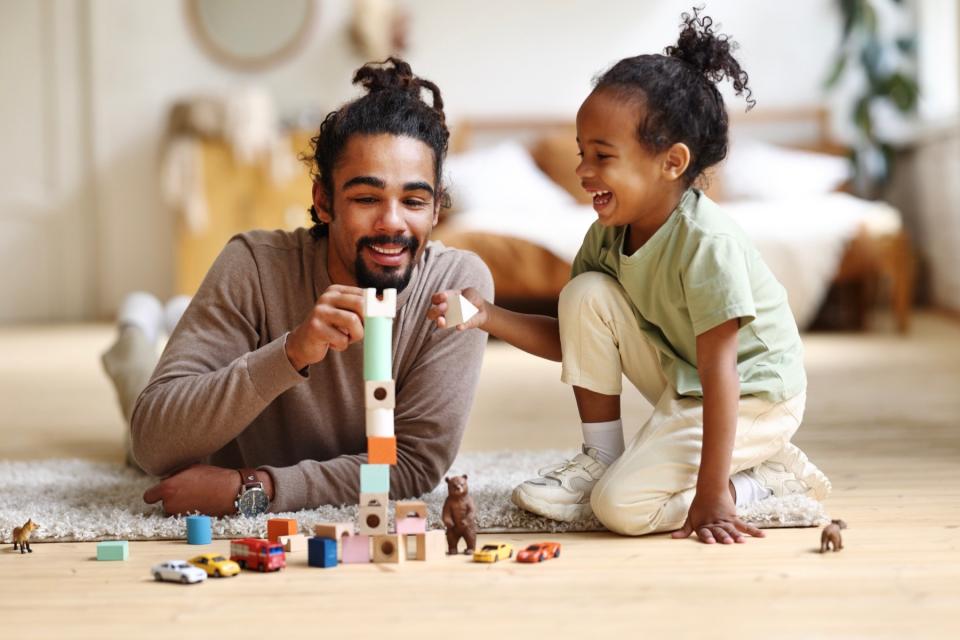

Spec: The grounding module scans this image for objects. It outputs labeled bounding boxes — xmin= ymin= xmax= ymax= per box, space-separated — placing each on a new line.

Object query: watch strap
xmin=238 ymin=467 xmax=260 ymax=490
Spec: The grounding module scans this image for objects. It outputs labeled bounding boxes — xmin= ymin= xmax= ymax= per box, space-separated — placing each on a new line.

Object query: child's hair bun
xmin=353 ymin=57 xmax=446 ymax=117
xmin=666 ymin=7 xmax=754 ymax=109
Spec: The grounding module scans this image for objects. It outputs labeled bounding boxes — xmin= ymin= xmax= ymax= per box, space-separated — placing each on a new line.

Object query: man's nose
xmin=374 ymin=201 xmax=406 ymax=234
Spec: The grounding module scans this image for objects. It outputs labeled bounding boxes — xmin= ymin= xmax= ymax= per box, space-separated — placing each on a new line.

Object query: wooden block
xmin=372 ymin=534 xmax=405 ymax=564
xmin=365 ymin=379 xmax=396 ymax=410
xmin=363 ymin=317 xmax=393 ymax=381
xmin=360 ymin=464 xmax=390 ymax=494
xmin=395 ymin=501 xmax=427 ymax=520
xmin=395 ymin=500 xmax=428 ymax=535
xmin=312 ymin=522 xmax=354 ymax=560
xmin=366 ymin=408 xmax=395 ymax=437
xmin=308 ymin=536 xmax=338 ymax=568
xmin=363 ymin=288 xmax=397 ymax=318
xmin=266 ymin=518 xmax=297 ymax=542
xmin=342 ymin=534 xmax=371 ymax=564
xmin=368 ymin=436 xmax=397 ymax=464
xmin=444 ymin=293 xmax=479 ymax=326
xmin=359 ymin=493 xmax=389 ymax=536
xmin=96 ymin=540 xmax=129 ymax=561
xmin=414 ymin=530 xmax=447 ymax=562
xmin=186 ymin=514 xmax=212 ymax=545
xmin=278 ymin=534 xmax=308 ymax=553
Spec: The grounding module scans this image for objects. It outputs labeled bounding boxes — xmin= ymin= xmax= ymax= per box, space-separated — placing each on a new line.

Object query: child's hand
xmin=427 ymin=287 xmax=487 ymax=331
xmin=671 ymin=490 xmax=764 ymax=544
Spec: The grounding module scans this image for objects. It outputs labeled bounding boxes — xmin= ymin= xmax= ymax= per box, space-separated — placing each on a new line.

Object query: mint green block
xmin=97 ymin=540 xmax=129 ymax=561
xmin=363 ymin=316 xmax=393 ymax=381
xmin=360 ymin=464 xmax=390 ymax=494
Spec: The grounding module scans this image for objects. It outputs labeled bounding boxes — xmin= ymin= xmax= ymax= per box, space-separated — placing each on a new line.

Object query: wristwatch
xmin=234 ymin=468 xmax=270 ymax=517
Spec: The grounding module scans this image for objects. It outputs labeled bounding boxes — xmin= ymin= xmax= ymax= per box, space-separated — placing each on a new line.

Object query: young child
xmin=429 ymin=9 xmax=830 ymax=543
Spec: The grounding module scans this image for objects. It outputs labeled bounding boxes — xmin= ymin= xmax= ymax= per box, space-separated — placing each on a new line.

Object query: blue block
xmin=308 ymin=536 xmax=338 ymax=568
xmin=97 ymin=540 xmax=129 ymax=561
xmin=186 ymin=515 xmax=212 ymax=545
xmin=360 ymin=464 xmax=390 ymax=494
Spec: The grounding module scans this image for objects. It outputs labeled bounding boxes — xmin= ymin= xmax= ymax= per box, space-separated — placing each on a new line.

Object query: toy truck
xmin=229 ymin=538 xmax=286 ymax=572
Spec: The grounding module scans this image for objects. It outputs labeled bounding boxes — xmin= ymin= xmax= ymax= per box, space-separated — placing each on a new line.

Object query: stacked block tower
xmin=360 ymin=287 xmax=398 ymax=541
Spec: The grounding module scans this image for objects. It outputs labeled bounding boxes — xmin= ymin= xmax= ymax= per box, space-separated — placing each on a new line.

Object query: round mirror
xmin=186 ymin=0 xmax=314 ymax=71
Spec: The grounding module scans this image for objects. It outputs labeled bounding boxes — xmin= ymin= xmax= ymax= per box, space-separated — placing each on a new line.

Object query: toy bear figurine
xmin=820 ymin=519 xmax=847 ymax=553
xmin=442 ymin=475 xmax=477 ymax=555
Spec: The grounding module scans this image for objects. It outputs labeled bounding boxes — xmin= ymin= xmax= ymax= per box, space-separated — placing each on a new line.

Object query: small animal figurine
xmin=820 ymin=519 xmax=847 ymax=553
xmin=12 ymin=519 xmax=38 ymax=554
xmin=442 ymin=475 xmax=477 ymax=555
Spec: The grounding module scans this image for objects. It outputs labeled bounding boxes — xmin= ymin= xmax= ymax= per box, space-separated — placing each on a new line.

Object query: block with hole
xmin=359 ymin=492 xmax=389 ymax=536
xmin=362 ymin=288 xmax=397 ymax=318
xmin=365 ymin=379 xmax=396 ymax=410
xmin=372 ymin=534 xmax=405 ymax=564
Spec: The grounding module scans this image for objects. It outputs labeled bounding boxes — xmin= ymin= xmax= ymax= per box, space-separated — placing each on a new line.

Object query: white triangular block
xmin=445 ymin=294 xmax=479 ymax=326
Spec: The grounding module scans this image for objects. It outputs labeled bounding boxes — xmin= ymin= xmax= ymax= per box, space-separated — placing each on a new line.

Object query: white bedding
xmin=441 ymin=192 xmax=901 ymax=330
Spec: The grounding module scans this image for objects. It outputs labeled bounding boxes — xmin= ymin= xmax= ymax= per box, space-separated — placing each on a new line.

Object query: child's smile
xmin=575 ymin=89 xmax=688 ymax=249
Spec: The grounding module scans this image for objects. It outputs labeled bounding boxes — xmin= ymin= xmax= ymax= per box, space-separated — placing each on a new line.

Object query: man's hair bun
xmin=353 ymin=57 xmax=445 ymax=117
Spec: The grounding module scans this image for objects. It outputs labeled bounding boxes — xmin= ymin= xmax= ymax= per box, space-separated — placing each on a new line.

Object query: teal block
xmin=97 ymin=540 xmax=129 ymax=561
xmin=186 ymin=514 xmax=212 ymax=544
xmin=360 ymin=464 xmax=390 ymax=494
xmin=363 ymin=316 xmax=393 ymax=381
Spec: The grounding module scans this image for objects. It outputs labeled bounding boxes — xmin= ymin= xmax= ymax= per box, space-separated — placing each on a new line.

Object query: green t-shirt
xmin=571 ymin=188 xmax=806 ymax=402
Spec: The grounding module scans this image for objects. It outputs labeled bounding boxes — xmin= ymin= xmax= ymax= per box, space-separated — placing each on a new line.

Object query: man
xmin=119 ymin=59 xmax=492 ymax=516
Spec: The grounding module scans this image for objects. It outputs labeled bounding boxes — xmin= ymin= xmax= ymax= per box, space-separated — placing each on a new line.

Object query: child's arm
xmin=427 ymin=288 xmax=562 ymax=362
xmin=672 ymin=318 xmax=765 ymax=544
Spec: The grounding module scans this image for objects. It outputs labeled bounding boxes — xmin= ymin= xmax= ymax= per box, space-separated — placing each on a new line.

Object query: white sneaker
xmin=511 ymin=446 xmax=608 ymax=522
xmin=749 ymin=442 xmax=832 ymax=500
xmin=117 ymin=292 xmax=164 ymax=345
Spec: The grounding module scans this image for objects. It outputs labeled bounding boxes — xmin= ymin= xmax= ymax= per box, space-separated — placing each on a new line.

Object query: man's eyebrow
xmin=403 ymin=181 xmax=434 ymax=196
xmin=342 ymin=176 xmax=386 ymax=190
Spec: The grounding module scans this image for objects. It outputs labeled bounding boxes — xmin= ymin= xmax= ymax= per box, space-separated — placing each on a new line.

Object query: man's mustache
xmin=356 ymin=235 xmax=420 ymax=254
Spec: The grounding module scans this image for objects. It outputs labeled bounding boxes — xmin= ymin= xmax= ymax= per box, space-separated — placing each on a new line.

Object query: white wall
xmin=7 ymin=0 xmax=951 ymax=320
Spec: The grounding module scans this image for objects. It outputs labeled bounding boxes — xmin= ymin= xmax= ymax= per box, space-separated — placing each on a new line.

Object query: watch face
xmin=238 ymin=488 xmax=268 ymax=517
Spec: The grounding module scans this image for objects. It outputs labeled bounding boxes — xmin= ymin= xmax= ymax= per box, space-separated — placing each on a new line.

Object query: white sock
xmin=117 ymin=292 xmax=164 ymax=345
xmin=581 ymin=419 xmax=624 ymax=466
xmin=731 ymin=470 xmax=773 ymax=507
xmin=163 ymin=295 xmax=192 ymax=336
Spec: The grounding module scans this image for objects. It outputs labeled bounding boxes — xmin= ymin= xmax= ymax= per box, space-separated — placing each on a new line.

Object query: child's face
xmin=575 ymin=90 xmax=686 ymax=229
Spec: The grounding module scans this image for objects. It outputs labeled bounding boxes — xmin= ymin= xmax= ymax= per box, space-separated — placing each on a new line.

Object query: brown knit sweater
xmin=131 ymin=228 xmax=493 ymax=512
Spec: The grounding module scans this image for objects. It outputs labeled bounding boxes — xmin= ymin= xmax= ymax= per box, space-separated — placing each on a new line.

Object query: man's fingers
xmin=431 ymin=291 xmax=449 ymax=305
xmin=143 ymin=483 xmax=164 ymax=504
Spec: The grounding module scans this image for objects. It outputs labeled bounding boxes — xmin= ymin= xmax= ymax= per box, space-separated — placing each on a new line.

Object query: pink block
xmin=395 ymin=518 xmax=427 ymax=535
xmin=342 ymin=534 xmax=371 ymax=564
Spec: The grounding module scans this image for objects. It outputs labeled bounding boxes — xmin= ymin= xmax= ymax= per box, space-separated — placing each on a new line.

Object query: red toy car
xmin=229 ymin=538 xmax=286 ymax=572
xmin=516 ymin=541 xmax=561 ymax=563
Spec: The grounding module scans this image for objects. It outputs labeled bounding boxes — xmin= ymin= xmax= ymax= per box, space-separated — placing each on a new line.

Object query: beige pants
xmin=559 ymin=272 xmax=806 ymax=536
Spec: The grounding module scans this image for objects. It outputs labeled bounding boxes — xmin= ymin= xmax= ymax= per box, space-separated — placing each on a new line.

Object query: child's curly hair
xmin=594 ymin=7 xmax=755 ymax=185
xmin=304 ymin=57 xmax=449 ymax=239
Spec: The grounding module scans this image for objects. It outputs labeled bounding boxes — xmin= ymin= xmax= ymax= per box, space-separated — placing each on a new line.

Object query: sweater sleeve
xmin=130 ymin=237 xmax=307 ymax=476
xmin=262 ymin=253 xmax=495 ymax=511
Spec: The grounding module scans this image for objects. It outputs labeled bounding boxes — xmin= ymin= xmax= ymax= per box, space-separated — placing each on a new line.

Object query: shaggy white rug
xmin=0 ymin=453 xmax=829 ymax=542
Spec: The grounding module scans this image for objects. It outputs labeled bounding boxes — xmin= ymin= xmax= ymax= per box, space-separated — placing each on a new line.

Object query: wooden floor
xmin=2 ymin=314 xmax=959 ymax=638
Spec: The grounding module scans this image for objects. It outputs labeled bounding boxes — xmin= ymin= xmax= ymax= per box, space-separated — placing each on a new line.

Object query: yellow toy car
xmin=473 ymin=543 xmax=514 ymax=563
xmin=189 ymin=553 xmax=241 ymax=577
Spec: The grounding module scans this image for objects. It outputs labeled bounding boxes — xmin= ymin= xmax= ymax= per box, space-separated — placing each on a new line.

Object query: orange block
xmin=267 ymin=518 xmax=298 ymax=542
xmin=368 ymin=437 xmax=397 ymax=464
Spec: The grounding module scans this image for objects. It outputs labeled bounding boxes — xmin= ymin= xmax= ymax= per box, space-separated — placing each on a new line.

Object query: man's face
xmin=315 ymin=134 xmax=440 ymax=292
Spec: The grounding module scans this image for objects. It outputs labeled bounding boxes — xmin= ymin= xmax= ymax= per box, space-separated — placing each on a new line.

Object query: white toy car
xmin=151 ymin=560 xmax=208 ymax=584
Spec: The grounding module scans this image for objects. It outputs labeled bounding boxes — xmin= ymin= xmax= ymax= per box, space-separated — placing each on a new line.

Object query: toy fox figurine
xmin=13 ymin=519 xmax=38 ymax=554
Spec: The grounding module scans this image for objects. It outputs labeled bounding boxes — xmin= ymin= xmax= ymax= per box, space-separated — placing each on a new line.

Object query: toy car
xmin=189 ymin=553 xmax=241 ymax=577
xmin=151 ymin=560 xmax=208 ymax=584
xmin=516 ymin=541 xmax=561 ymax=563
xmin=473 ymin=543 xmax=513 ymax=563
xmin=229 ymin=538 xmax=286 ymax=572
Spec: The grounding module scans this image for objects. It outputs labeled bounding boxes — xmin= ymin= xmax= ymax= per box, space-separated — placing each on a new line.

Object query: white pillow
xmin=444 ymin=141 xmax=576 ymax=211
xmin=720 ymin=139 xmax=852 ymax=201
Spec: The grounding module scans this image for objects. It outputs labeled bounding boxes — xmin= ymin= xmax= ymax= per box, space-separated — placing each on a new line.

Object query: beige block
xmin=312 ymin=522 xmax=355 ymax=560
xmin=372 ymin=534 xmax=405 ymax=564
xmin=414 ymin=530 xmax=447 ymax=562
xmin=279 ymin=534 xmax=308 ymax=553
xmin=359 ymin=493 xmax=389 ymax=536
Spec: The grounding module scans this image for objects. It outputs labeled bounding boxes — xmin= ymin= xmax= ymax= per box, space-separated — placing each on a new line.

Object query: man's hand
xmin=286 ymin=284 xmax=366 ymax=371
xmin=143 ymin=464 xmax=273 ymax=517
xmin=671 ymin=489 xmax=764 ymax=544
xmin=426 ymin=287 xmax=487 ymax=331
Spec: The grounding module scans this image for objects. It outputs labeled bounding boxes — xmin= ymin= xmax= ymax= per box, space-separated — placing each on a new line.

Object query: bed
xmin=434 ymin=108 xmax=915 ymax=332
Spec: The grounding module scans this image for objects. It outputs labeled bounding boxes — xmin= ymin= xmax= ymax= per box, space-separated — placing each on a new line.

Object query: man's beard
xmin=355 ymin=234 xmax=421 ymax=293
